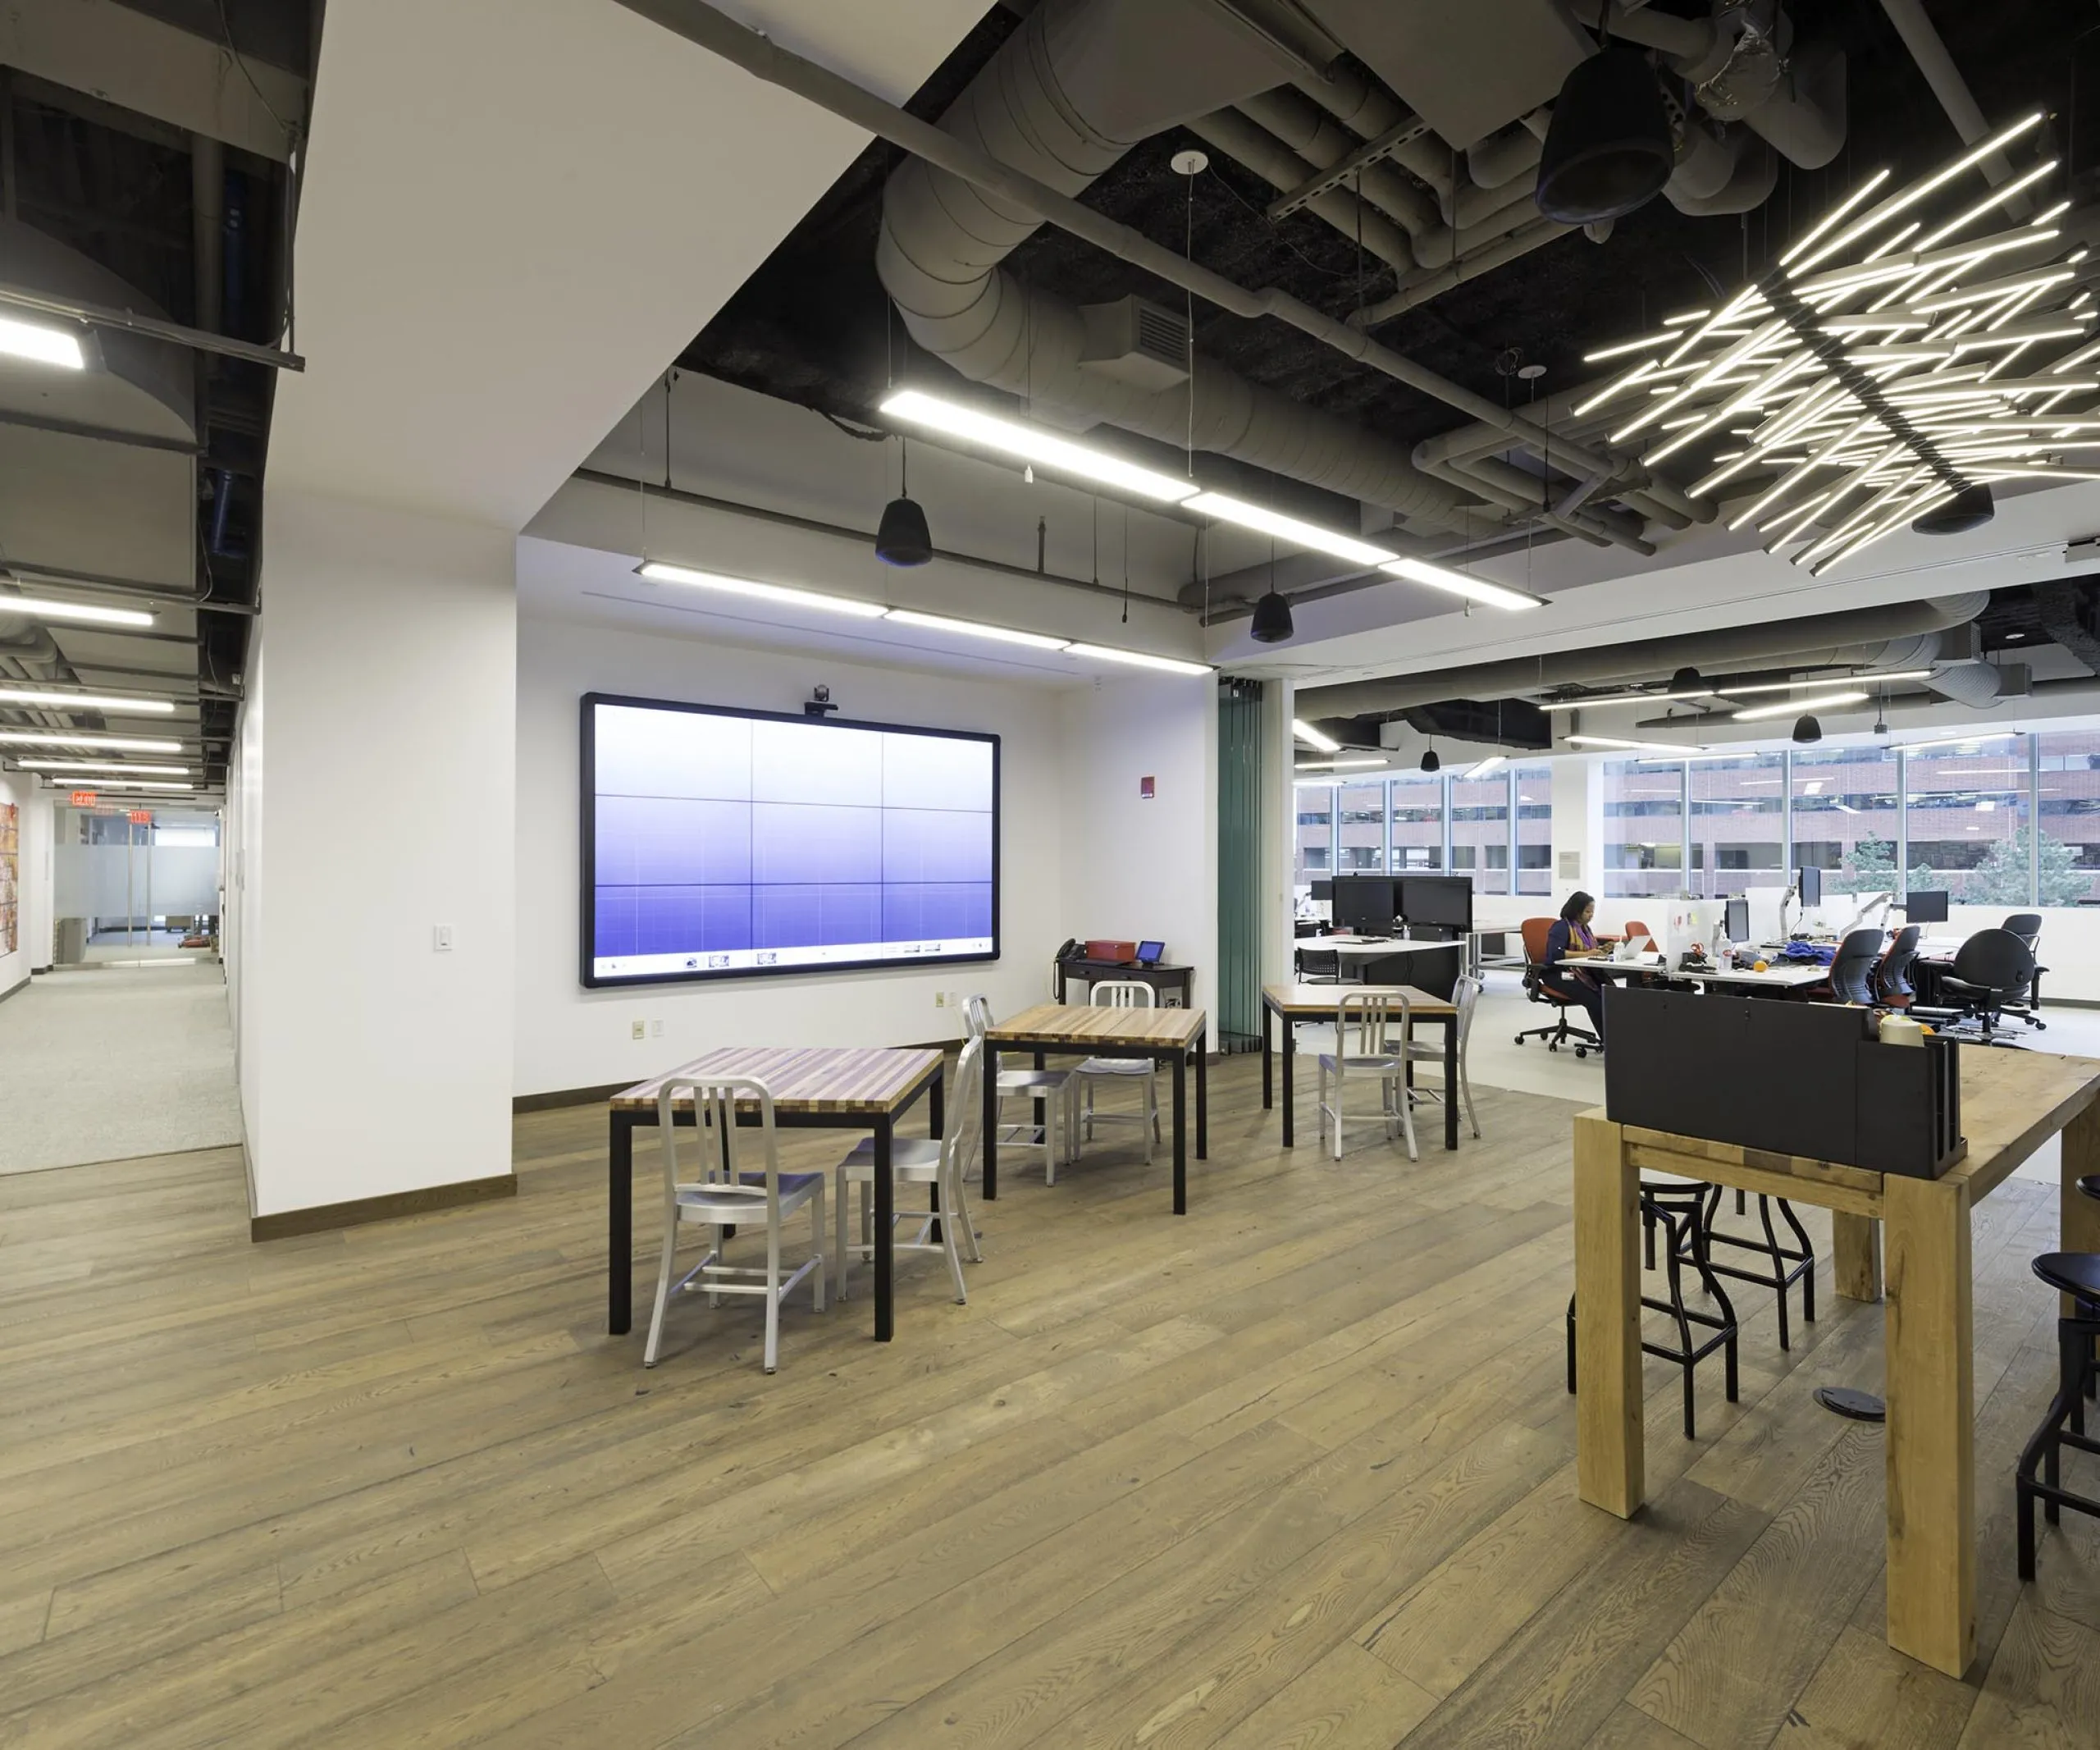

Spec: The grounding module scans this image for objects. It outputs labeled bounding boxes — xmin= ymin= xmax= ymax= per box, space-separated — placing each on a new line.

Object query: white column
xmin=237 ymin=488 xmax=516 ymax=1218
xmin=24 ymin=789 xmax=54 ymax=971
xmin=1552 ymin=752 xmax=1609 ymax=902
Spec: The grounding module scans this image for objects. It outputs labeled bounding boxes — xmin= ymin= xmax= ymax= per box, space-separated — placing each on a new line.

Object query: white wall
xmin=237 ymin=491 xmax=517 ymax=1216
xmin=1060 ymin=674 xmax=1218 ymax=1049
xmin=515 ymin=612 xmax=1068 ymax=1096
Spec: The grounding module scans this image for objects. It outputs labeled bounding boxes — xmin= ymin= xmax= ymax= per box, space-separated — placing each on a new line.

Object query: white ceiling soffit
xmin=267 ymin=0 xmax=987 ymax=532
xmin=1224 ymin=476 xmax=2100 ymax=686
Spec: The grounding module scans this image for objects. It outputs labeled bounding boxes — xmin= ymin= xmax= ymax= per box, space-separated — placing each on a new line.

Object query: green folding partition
xmin=1217 ymin=678 xmax=1264 ymax=1053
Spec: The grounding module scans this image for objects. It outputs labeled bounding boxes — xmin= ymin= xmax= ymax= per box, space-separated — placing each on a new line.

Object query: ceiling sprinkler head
xmin=1170 ymin=149 xmax=1208 ymax=177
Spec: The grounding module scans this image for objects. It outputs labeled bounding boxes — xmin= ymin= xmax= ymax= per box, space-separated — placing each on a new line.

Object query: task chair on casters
xmin=1069 ymin=980 xmax=1162 ymax=1174
xmin=1806 ymin=928 xmax=1886 ymax=1004
xmin=1911 ymin=928 xmax=2038 ymax=1044
xmin=833 ymin=1035 xmax=983 ymax=1305
xmin=1876 ymin=925 xmax=1921 ymax=1008
xmin=1317 ymin=989 xmax=1418 ymax=1162
xmin=645 ymin=1076 xmax=826 ymax=1376
xmin=1515 ymin=916 xmax=1600 ymax=1058
xmin=2001 ymin=912 xmax=2049 ymax=1030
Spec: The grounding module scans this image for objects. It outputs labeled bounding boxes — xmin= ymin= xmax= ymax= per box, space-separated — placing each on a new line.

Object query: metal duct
xmin=1182 ymin=109 xmax=1417 ymax=272
xmin=1927 ymin=660 xmax=2029 ymax=707
xmin=1295 ymin=592 xmax=1988 ymax=720
xmin=2034 ymin=582 xmax=2100 ymax=676
xmin=877 ymin=0 xmax=1477 ymax=531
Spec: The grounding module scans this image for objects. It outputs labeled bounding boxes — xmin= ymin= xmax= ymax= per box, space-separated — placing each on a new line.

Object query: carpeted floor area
xmin=0 ymin=962 xmax=243 ymax=1176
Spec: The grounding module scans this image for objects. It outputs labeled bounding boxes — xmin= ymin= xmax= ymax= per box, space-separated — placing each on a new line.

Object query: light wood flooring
xmin=2 ymin=1058 xmax=2097 ymax=1748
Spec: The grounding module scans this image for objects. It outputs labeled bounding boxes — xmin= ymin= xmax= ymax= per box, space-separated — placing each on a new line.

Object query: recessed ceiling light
xmin=1292 ymin=719 xmax=1340 ymax=753
xmin=0 ymin=730 xmax=183 ymax=752
xmin=880 ymin=608 xmax=1070 ymax=650
xmin=0 ymin=687 xmax=177 ymax=715
xmin=0 ymin=314 xmax=86 ymax=369
xmin=1382 ymin=558 xmax=1546 ymax=610
xmin=879 ymin=390 xmax=1198 ymax=505
xmin=0 ymin=595 xmax=156 ymax=628
xmin=1063 ymin=643 xmax=1212 ymax=676
xmin=1185 ymin=493 xmax=1399 ymax=567
xmin=636 ymin=561 xmax=887 ymax=619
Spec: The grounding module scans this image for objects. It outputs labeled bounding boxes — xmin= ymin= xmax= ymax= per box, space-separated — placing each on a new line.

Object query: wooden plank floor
xmin=2 ymin=1057 xmax=2097 ymax=1748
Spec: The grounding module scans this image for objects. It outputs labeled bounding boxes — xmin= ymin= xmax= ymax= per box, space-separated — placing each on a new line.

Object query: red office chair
xmin=1515 ymin=916 xmax=1600 ymax=1058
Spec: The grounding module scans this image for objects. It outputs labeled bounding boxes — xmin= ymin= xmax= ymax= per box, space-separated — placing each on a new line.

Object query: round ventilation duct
xmin=1536 ymin=48 xmax=1675 ymax=224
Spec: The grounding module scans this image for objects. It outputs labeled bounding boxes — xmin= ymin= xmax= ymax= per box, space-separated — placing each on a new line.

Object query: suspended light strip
xmin=879 ymin=609 xmax=1070 ymax=651
xmin=1465 ymin=755 xmax=1508 ymax=779
xmin=1381 ymin=558 xmax=1545 ymax=610
xmin=1292 ymin=719 xmax=1340 ymax=752
xmin=62 ymin=779 xmax=193 ymax=792
xmin=1564 ymin=735 xmax=1709 ymax=752
xmin=1063 ymin=643 xmax=1212 ymax=676
xmin=1295 ymin=756 xmax=1386 ymax=770
xmin=0 ymin=595 xmax=156 ymax=628
xmin=636 ymin=562 xmax=888 ymax=618
xmin=1730 ymin=689 xmax=1870 ymax=721
xmin=0 ymin=730 xmax=183 ymax=752
xmin=1183 ymin=493 xmax=1397 ymax=566
xmin=12 ymin=759 xmax=189 ymax=774
xmin=0 ymin=686 xmax=178 ymax=715
xmin=0 ymin=314 xmax=86 ymax=369
xmin=1779 ymin=167 xmax=1894 ymax=267
xmin=878 ymin=390 xmax=1198 ymax=504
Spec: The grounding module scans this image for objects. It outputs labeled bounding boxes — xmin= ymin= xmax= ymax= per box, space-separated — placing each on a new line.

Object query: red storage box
xmin=1084 ymin=939 xmax=1139 ymax=964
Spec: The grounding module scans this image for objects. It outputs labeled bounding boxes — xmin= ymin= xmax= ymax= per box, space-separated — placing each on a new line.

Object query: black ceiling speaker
xmin=1536 ymin=47 xmax=1675 ymax=225
xmin=1669 ymin=666 xmax=1703 ymax=692
xmin=1421 ymin=747 xmax=1441 ymax=773
xmin=876 ymin=440 xmax=933 ymax=566
xmin=1792 ymin=715 xmax=1822 ymax=745
xmin=1249 ymin=587 xmax=1294 ymax=644
xmin=1912 ymin=482 xmax=1994 ymax=537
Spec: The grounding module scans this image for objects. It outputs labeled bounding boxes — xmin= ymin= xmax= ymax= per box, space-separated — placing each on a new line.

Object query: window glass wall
xmin=1449 ymin=772 xmax=1511 ymax=893
xmin=1514 ymin=763 xmax=1553 ymax=893
xmin=1687 ymin=752 xmax=1786 ymax=898
xmin=1293 ymin=782 xmax=1335 ymax=886
xmin=1791 ymin=744 xmax=1900 ymax=895
xmin=1905 ymin=733 xmax=2029 ymax=903
xmin=1602 ymin=761 xmax=1684 ymax=898
xmin=2035 ymin=729 xmax=2100 ymax=905
xmin=1388 ymin=773 xmax=1445 ymax=870
xmin=1335 ymin=782 xmax=1387 ymax=871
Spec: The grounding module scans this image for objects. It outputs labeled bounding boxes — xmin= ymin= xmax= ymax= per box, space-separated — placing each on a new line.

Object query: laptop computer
xmin=1613 ymin=934 xmax=1651 ymax=962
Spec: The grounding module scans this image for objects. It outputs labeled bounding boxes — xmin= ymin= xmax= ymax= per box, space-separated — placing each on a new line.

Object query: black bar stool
xmin=1688 ymin=1190 xmax=1815 ymax=1350
xmin=1568 ymin=1178 xmax=1740 ymax=1439
xmin=2016 ymin=1250 xmax=2100 ymax=1581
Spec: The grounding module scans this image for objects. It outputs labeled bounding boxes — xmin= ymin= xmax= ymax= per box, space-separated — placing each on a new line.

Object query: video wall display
xmin=581 ymin=693 xmax=998 ymax=986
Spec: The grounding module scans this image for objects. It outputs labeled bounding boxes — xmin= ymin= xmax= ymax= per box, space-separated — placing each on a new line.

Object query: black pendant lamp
xmin=875 ymin=439 xmax=933 ymax=567
xmin=1536 ymin=46 xmax=1675 ymax=225
xmin=1913 ymin=482 xmax=1994 ymax=537
xmin=1249 ymin=587 xmax=1294 ymax=644
xmin=1792 ymin=715 xmax=1823 ymax=745
xmin=1421 ymin=747 xmax=1441 ymax=773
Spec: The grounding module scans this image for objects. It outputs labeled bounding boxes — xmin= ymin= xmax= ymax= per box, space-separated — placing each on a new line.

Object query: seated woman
xmin=1543 ymin=889 xmax=1608 ymax=1049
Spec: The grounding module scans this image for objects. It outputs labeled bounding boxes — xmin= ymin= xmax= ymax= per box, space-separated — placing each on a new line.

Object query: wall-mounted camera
xmin=804 ymin=683 xmax=840 ymax=720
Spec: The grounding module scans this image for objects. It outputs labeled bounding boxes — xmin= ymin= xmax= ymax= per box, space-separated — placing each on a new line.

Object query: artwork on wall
xmin=0 ymin=802 xmax=16 ymax=957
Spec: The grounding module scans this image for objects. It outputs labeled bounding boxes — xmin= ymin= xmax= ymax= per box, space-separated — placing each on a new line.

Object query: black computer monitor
xmin=1331 ymin=875 xmax=1397 ymax=933
xmin=1904 ymin=888 xmax=1949 ymax=924
xmin=1399 ymin=875 xmax=1472 ymax=931
xmin=1725 ymin=897 xmax=1750 ymax=942
xmin=1310 ymin=879 xmax=1333 ymax=901
xmin=1796 ymin=866 xmax=1823 ymax=907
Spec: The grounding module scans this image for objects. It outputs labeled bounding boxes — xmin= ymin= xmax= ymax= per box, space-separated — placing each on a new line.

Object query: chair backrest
xmin=656 ymin=1075 xmax=783 ymax=1217
xmin=2002 ymin=912 xmax=2043 ymax=949
xmin=1621 ymin=919 xmax=1652 ymax=945
xmin=1092 ymin=980 xmax=1155 ymax=1009
xmin=964 ymin=994 xmax=993 ymax=1039
xmin=1878 ymin=925 xmax=1920 ymax=1001
xmin=1949 ymin=926 xmax=2037 ymax=998
xmin=1829 ymin=928 xmax=1885 ymax=1004
xmin=1450 ymin=973 xmax=1482 ymax=1049
xmin=1337 ymin=989 xmax=1408 ymax=1054
xmin=944 ymin=1036 xmax=986 ymax=1176
xmin=1296 ymin=948 xmax=1340 ymax=978
xmin=1520 ymin=917 xmax=1555 ymax=966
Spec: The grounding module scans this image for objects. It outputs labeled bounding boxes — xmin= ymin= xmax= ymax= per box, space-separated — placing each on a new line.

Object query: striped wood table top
xmin=987 ymin=1004 xmax=1208 ymax=1050
xmin=610 ymin=1045 xmax=943 ymax=1115
xmin=1262 ymin=983 xmax=1456 ymax=1017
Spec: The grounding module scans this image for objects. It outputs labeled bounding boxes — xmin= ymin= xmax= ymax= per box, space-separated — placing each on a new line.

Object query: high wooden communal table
xmin=606 ymin=1044 xmax=944 ymax=1346
xmin=1573 ymin=1047 xmax=2100 ymax=1678
xmin=981 ymin=1005 xmax=1207 ymax=1211
xmin=1260 ymin=983 xmax=1463 ymax=1152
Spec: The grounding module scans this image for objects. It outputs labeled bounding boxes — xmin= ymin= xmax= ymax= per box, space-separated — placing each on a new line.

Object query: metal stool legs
xmin=1692 ymin=1190 xmax=1816 ymax=1350
xmin=2016 ymin=1305 xmax=2100 ymax=1582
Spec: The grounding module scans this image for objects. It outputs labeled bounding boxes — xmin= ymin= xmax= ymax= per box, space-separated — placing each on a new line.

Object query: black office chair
xmin=1801 ymin=928 xmax=1883 ymax=1004
xmin=1911 ymin=927 xmax=2037 ymax=1042
xmin=1877 ymin=925 xmax=1920 ymax=1008
xmin=1295 ymin=946 xmax=1340 ymax=985
xmin=2001 ymin=912 xmax=2049 ymax=1030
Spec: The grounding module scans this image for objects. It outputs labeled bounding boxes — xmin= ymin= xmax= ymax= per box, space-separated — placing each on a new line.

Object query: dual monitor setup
xmin=1313 ymin=873 xmax=1474 ymax=936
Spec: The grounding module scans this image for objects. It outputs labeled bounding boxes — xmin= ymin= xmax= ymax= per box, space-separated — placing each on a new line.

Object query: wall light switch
xmin=651 ymin=1019 xmax=664 ymax=1038
xmin=934 ymin=991 xmax=946 ymax=1008
xmin=632 ymin=1020 xmax=646 ymax=1040
xmin=433 ymin=924 xmax=454 ymax=953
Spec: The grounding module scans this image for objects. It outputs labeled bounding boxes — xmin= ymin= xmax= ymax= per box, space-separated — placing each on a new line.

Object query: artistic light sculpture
xmin=1576 ymin=114 xmax=2095 ymax=573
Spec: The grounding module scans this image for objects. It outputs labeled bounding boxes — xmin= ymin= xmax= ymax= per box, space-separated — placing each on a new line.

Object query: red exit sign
xmin=70 ymin=790 xmax=96 ymax=806
xmin=129 ymin=810 xmax=153 ymax=825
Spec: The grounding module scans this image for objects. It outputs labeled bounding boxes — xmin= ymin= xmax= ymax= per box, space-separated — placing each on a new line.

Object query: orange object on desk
xmin=1084 ymin=939 xmax=1139 ymax=964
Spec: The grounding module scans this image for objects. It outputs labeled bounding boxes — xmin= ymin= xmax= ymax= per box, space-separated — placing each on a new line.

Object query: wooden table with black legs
xmin=980 ymin=1005 xmax=1208 ymax=1211
xmin=605 ymin=1044 xmax=944 ymax=1346
xmin=1260 ymin=984 xmax=1463 ymax=1151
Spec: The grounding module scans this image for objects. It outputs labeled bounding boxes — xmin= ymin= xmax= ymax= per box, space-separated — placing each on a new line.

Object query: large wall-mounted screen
xmin=581 ymin=693 xmax=999 ymax=987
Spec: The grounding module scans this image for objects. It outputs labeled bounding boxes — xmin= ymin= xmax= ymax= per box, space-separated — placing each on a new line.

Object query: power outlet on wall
xmin=631 ymin=1020 xmax=646 ymax=1040
xmin=933 ymin=991 xmax=947 ymax=1008
xmin=651 ymin=1019 xmax=664 ymax=1038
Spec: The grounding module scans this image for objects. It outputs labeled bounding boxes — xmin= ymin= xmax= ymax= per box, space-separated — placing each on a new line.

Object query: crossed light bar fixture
xmin=1574 ymin=113 xmax=2099 ymax=573
xmin=877 ymin=388 xmax=1545 ymax=613
xmin=0 ymin=686 xmax=177 ymax=715
xmin=0 ymin=594 xmax=156 ymax=628
xmin=637 ymin=561 xmax=1212 ymax=674
xmin=0 ymin=730 xmax=184 ymax=752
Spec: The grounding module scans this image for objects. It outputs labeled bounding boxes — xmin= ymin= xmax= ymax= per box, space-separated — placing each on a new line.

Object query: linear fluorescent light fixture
xmin=0 ymin=594 xmax=155 ymax=628
xmin=1185 ymin=493 xmax=1398 ymax=566
xmin=880 ymin=608 xmax=1070 ymax=651
xmin=1063 ymin=642 xmax=1212 ymax=676
xmin=1381 ymin=558 xmax=1546 ymax=610
xmin=0 ymin=730 xmax=183 ymax=752
xmin=1564 ymin=735 xmax=1709 ymax=753
xmin=0 ymin=686 xmax=176 ymax=715
xmin=636 ymin=561 xmax=887 ymax=619
xmin=1295 ymin=756 xmax=1387 ymax=770
xmin=0 ymin=314 xmax=85 ymax=369
xmin=1731 ymin=689 xmax=1869 ymax=721
xmin=1467 ymin=755 xmax=1509 ymax=779
xmin=1899 ymin=733 xmax=2019 ymax=754
xmin=1540 ymin=686 xmax=1717 ymax=711
xmin=13 ymin=759 xmax=189 ymax=774
xmin=1292 ymin=719 xmax=1340 ymax=753
xmin=66 ymin=779 xmax=192 ymax=792
xmin=879 ymin=390 xmax=1198 ymax=505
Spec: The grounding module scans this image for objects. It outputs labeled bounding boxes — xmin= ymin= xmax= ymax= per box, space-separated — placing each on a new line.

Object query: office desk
xmin=981 ymin=1005 xmax=1207 ymax=1212
xmin=1573 ymin=1047 xmax=2100 ymax=1677
xmin=1582 ymin=956 xmax=1829 ymax=993
xmin=1260 ymin=983 xmax=1461 ymax=1151
xmin=1313 ymin=936 xmax=1465 ymax=998
xmin=1052 ymin=958 xmax=1194 ymax=1007
xmin=606 ymin=1044 xmax=944 ymax=1346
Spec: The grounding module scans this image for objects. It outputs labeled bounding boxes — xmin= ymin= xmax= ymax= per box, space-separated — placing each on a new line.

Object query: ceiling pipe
xmin=1876 ymin=0 xmax=2034 ymax=219
xmin=1295 ymin=592 xmax=1988 ymax=720
xmin=613 ymin=0 xmax=1704 ymax=547
xmin=1184 ymin=108 xmax=1418 ymax=272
